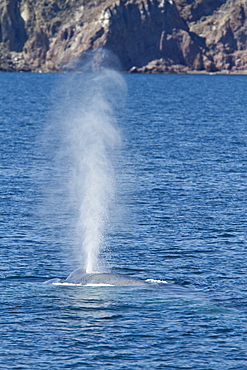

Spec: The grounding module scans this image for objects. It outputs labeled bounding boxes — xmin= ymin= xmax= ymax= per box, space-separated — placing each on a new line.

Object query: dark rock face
xmin=0 ymin=0 xmax=27 ymax=52
xmin=102 ymin=0 xmax=193 ymax=70
xmin=42 ymin=0 xmax=208 ymax=73
xmin=0 ymin=0 xmax=246 ymax=73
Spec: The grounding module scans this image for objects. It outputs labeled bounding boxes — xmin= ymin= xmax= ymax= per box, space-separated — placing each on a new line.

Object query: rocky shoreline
xmin=0 ymin=0 xmax=247 ymax=73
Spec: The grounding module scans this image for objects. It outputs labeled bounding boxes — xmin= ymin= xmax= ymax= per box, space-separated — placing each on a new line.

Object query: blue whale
xmin=44 ymin=268 xmax=147 ymax=286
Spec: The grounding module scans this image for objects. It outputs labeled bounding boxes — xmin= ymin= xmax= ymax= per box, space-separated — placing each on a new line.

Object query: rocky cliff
xmin=0 ymin=0 xmax=246 ymax=73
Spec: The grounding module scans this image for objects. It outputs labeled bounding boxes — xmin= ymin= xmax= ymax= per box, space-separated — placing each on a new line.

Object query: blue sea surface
xmin=1 ymin=72 xmax=247 ymax=369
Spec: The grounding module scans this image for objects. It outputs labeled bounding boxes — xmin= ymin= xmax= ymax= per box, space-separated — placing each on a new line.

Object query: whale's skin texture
xmin=44 ymin=268 xmax=147 ymax=286
xmin=66 ymin=268 xmax=147 ymax=286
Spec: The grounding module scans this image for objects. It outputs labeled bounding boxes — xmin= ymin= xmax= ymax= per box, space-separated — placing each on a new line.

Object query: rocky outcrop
xmin=45 ymin=0 xmax=207 ymax=72
xmin=0 ymin=0 xmax=247 ymax=73
xmin=186 ymin=0 xmax=247 ymax=72
xmin=175 ymin=0 xmax=227 ymax=22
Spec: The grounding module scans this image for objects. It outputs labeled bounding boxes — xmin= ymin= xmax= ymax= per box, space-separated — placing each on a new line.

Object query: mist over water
xmin=49 ymin=66 xmax=126 ymax=273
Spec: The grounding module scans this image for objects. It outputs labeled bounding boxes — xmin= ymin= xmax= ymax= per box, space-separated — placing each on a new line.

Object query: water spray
xmin=58 ymin=59 xmax=125 ymax=273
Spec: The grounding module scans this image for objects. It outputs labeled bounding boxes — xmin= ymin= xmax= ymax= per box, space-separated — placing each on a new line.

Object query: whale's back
xmin=65 ymin=269 xmax=146 ymax=286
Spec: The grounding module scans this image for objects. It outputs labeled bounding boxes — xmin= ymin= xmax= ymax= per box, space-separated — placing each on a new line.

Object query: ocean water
xmin=1 ymin=72 xmax=247 ymax=369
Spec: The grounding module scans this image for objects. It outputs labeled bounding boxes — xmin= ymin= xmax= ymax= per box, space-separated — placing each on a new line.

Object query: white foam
xmin=52 ymin=282 xmax=76 ymax=286
xmin=146 ymin=279 xmax=168 ymax=284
